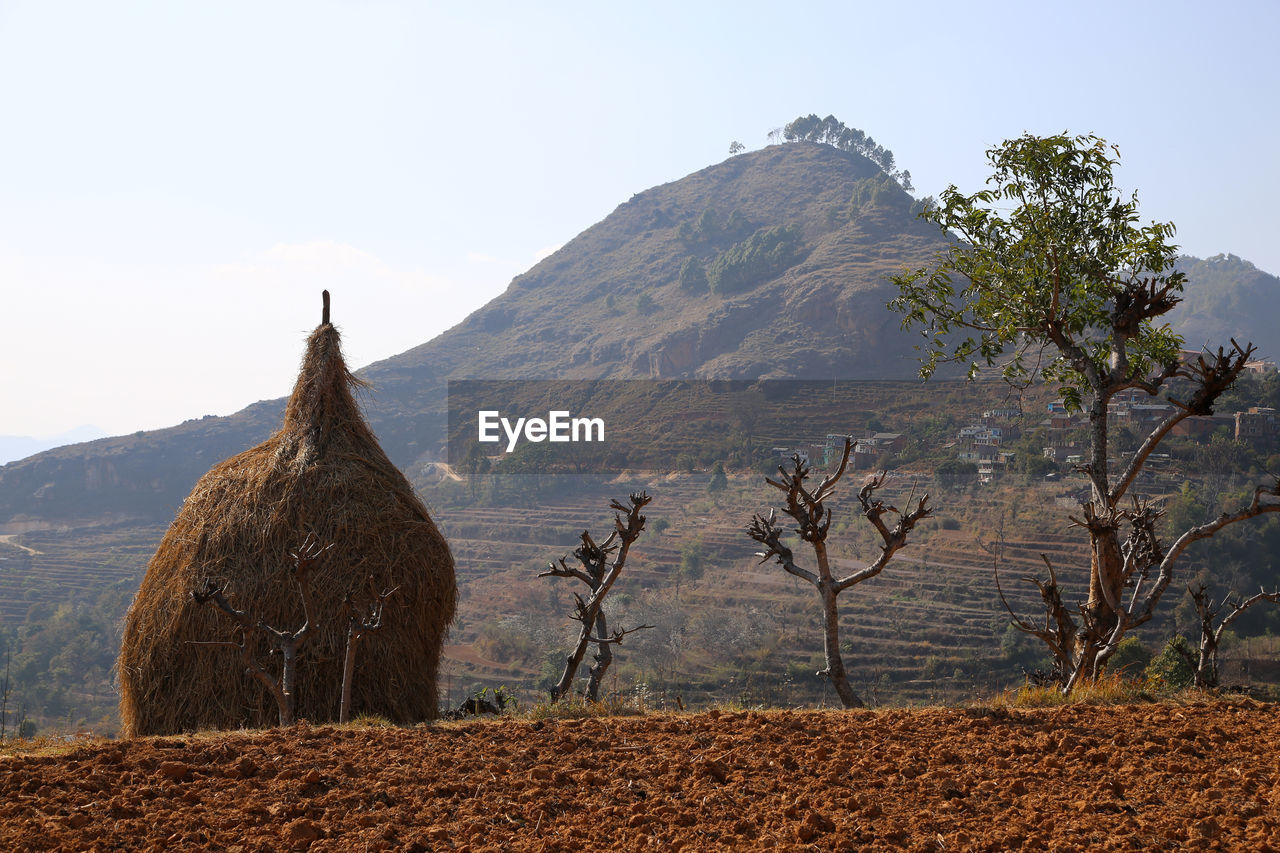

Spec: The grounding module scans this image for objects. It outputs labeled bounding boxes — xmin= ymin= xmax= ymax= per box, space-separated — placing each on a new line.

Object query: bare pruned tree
xmin=338 ymin=583 xmax=396 ymax=723
xmin=541 ymin=492 xmax=653 ymax=702
xmin=1176 ymin=584 xmax=1280 ymax=689
xmin=192 ymin=535 xmax=331 ymax=726
xmin=748 ymin=437 xmax=930 ymax=707
xmin=999 ymin=477 xmax=1280 ymax=693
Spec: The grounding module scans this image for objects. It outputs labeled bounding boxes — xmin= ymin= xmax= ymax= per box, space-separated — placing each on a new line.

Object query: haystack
xmin=118 ymin=294 xmax=456 ymax=736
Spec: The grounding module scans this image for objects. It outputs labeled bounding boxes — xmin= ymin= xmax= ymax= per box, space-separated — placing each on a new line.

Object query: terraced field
xmin=2 ymin=464 xmax=1269 ymax=733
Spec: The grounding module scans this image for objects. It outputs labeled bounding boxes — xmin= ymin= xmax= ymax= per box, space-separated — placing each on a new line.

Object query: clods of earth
xmin=2 ymin=701 xmax=1279 ymax=851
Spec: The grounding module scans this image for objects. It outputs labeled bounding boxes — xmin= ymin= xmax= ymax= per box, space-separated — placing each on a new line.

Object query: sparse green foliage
xmin=708 ymin=225 xmax=801 ymax=294
xmin=679 ymin=257 xmax=708 ymax=293
xmin=890 ymin=132 xmax=1184 ymax=402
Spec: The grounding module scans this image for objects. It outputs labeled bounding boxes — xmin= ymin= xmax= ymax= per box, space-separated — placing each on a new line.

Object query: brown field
xmin=2 ymin=700 xmax=1278 ymax=852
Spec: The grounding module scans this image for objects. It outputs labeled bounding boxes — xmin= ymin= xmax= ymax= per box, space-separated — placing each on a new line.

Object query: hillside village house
xmin=852 ymin=432 xmax=905 ymax=469
xmin=1235 ymin=407 xmax=1279 ymax=446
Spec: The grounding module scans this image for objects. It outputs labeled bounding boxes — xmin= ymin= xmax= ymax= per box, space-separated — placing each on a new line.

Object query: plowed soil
xmin=3 ymin=701 xmax=1279 ymax=852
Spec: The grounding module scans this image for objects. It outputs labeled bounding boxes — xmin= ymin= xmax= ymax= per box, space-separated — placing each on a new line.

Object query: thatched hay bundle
xmin=118 ymin=304 xmax=455 ymax=736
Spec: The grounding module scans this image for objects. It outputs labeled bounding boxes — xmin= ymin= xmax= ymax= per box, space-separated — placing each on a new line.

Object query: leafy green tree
xmin=1012 ymin=453 xmax=1057 ymax=482
xmin=891 ymin=133 xmax=1280 ymax=693
xmin=934 ymin=458 xmax=977 ymax=489
xmin=707 ymin=461 xmax=728 ymax=493
xmin=679 ymin=539 xmax=705 ymax=580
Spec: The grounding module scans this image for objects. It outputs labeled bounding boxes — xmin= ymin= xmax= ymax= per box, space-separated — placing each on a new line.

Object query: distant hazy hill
xmin=1 ymin=143 xmax=1276 ymax=525
xmin=1168 ymin=253 xmax=1280 ymax=359
xmin=0 ymin=426 xmax=108 ymax=467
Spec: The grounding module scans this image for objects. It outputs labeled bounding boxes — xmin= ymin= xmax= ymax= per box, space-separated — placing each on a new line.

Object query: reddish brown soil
xmin=3 ymin=701 xmax=1279 ymax=852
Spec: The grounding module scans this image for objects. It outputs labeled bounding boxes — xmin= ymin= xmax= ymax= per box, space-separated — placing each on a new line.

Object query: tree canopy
xmin=890 ymin=133 xmax=1186 ymax=412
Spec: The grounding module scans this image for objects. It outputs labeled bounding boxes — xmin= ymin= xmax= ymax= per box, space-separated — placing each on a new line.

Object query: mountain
xmin=0 ymin=143 xmax=946 ymax=524
xmin=1168 ymin=253 xmax=1280 ymax=359
xmin=2 ymin=143 xmax=1278 ymax=526
xmin=0 ymin=425 xmax=108 ymax=467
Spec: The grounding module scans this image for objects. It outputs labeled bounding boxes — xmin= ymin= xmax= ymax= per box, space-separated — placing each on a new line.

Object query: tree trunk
xmin=339 ymin=623 xmax=359 ymax=723
xmin=814 ymin=535 xmax=863 ymax=709
xmin=1083 ymin=525 xmax=1124 ymax=677
xmin=552 ymin=631 xmax=592 ymax=701
xmin=819 ymin=582 xmax=863 ymax=708
xmin=584 ymin=612 xmax=612 ymax=701
xmin=1196 ymin=635 xmax=1219 ymax=689
xmin=280 ymin=642 xmax=299 ymax=726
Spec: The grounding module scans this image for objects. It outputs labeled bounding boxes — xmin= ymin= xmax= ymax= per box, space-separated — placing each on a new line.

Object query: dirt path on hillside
xmin=2 ymin=701 xmax=1278 ymax=852
xmin=0 ymin=534 xmax=40 ymax=555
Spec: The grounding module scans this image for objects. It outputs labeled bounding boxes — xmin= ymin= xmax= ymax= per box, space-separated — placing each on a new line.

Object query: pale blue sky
xmin=2 ymin=0 xmax=1277 ymax=437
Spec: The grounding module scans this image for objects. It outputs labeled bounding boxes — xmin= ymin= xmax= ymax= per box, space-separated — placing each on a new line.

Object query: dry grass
xmin=987 ymin=673 xmax=1225 ymax=709
xmin=117 ymin=319 xmax=456 ymax=736
xmin=0 ymin=731 xmax=107 ymax=759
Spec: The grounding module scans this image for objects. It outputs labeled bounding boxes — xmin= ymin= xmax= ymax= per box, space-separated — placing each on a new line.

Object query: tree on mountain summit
xmin=783 ymin=114 xmax=913 ymax=191
xmin=890 ymin=132 xmax=1280 ymax=693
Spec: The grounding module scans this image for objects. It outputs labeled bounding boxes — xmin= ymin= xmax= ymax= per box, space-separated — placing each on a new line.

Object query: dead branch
xmin=584 ymin=623 xmax=654 ymax=645
xmin=190 ymin=538 xmax=330 ymax=726
xmin=1187 ymin=583 xmax=1280 ymax=688
xmin=1111 ymin=341 xmax=1254 ymax=505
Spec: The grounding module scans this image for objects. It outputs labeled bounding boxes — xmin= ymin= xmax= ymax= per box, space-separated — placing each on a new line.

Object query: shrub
xmin=707 ymin=461 xmax=728 ymax=493
xmin=1145 ymin=636 xmax=1195 ymax=689
xmin=1107 ymin=636 xmax=1153 ymax=677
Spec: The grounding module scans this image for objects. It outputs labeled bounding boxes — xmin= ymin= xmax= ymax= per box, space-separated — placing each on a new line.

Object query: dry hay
xmin=118 ymin=311 xmax=456 ymax=736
